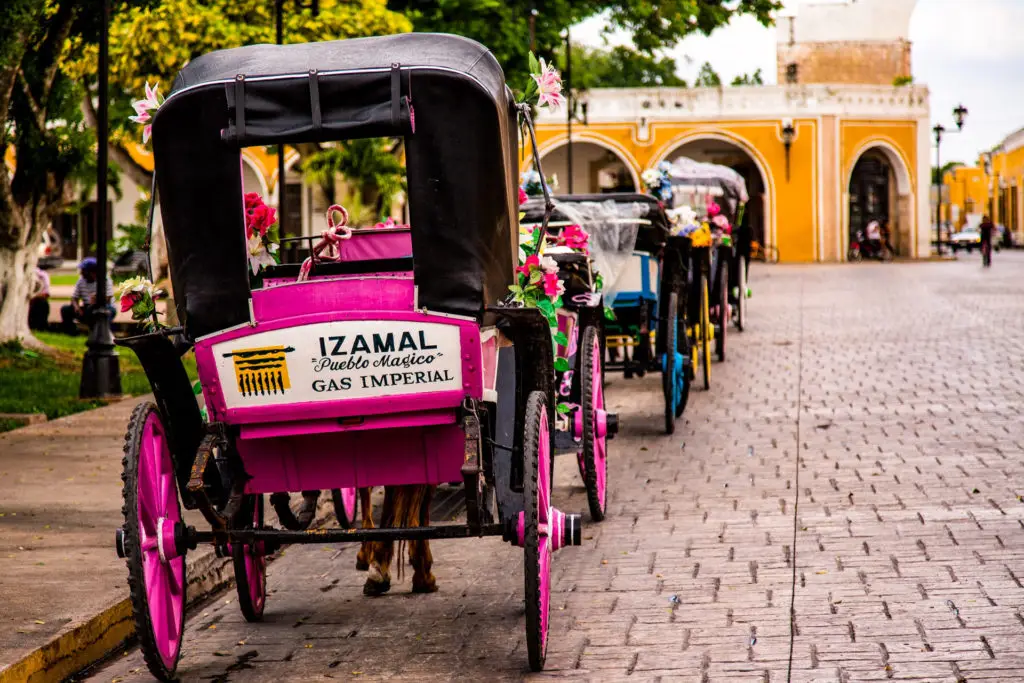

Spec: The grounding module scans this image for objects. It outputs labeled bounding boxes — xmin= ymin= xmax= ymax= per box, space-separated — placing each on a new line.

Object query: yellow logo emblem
xmin=223 ymin=345 xmax=294 ymax=397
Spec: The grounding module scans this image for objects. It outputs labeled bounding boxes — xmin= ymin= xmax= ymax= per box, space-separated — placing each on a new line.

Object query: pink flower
xmin=517 ymin=253 xmax=539 ymax=276
xmin=559 ymin=224 xmax=589 ymax=251
xmin=712 ymin=214 xmax=731 ymax=233
xmin=532 ymin=58 xmax=564 ymax=110
xmin=543 ymin=271 xmax=565 ymax=298
xmin=129 ymin=81 xmax=162 ymax=144
xmin=707 ymin=200 xmax=721 ymax=218
xmin=244 ymin=192 xmax=263 ymax=211
xmin=538 ymin=255 xmax=559 ymax=275
xmin=519 ymin=187 xmax=528 ymax=205
xmin=120 ymin=292 xmax=141 ymax=313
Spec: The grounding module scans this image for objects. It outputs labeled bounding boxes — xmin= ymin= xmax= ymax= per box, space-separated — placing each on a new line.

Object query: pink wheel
xmin=233 ymin=495 xmax=266 ymax=621
xmin=120 ymin=402 xmax=186 ymax=681
xmin=523 ymin=390 xmax=552 ymax=671
xmin=580 ymin=326 xmax=607 ymax=521
xmin=331 ymin=488 xmax=358 ymax=529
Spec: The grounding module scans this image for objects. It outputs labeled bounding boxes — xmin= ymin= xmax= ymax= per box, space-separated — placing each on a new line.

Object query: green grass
xmin=0 ymin=332 xmax=198 ymax=434
xmin=48 ymin=273 xmax=78 ymax=286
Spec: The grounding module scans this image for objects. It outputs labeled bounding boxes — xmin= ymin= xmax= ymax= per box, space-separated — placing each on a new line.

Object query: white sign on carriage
xmin=211 ymin=320 xmax=464 ymax=408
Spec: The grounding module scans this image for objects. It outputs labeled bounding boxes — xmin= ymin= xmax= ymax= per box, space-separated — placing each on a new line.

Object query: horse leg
xmin=355 ymin=487 xmax=374 ymax=571
xmin=363 ymin=487 xmax=396 ymax=596
xmin=411 ymin=486 xmax=437 ymax=594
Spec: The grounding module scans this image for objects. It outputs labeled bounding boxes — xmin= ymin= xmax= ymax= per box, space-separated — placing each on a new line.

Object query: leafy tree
xmin=560 ymin=45 xmax=687 ymax=89
xmin=66 ymin=0 xmax=412 ymax=187
xmin=0 ymin=1 xmax=137 ymax=342
xmin=933 ymin=161 xmax=963 ymax=185
xmin=389 ymin=0 xmax=781 ymax=89
xmin=694 ymin=61 xmax=721 ymax=87
xmin=731 ymin=68 xmax=763 ymax=86
xmin=302 ymin=138 xmax=407 ymax=223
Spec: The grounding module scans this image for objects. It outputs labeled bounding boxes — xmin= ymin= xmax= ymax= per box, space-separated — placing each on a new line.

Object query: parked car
xmin=111 ymin=250 xmax=149 ymax=278
xmin=949 ymin=227 xmax=980 ymax=252
xmin=37 ymin=228 xmax=63 ymax=269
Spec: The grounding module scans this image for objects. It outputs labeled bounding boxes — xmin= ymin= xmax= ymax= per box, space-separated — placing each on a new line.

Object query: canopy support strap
xmin=390 ymin=63 xmax=401 ymax=129
xmin=308 ymin=69 xmax=322 ymax=131
xmin=233 ymin=74 xmax=246 ymax=139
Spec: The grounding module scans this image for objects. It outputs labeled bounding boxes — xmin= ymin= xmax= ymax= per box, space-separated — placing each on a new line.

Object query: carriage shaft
xmin=187 ymin=522 xmax=507 ymax=548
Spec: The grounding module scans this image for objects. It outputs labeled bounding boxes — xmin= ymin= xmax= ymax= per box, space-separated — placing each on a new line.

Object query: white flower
xmin=248 ymin=233 xmax=277 ymax=275
xmin=642 ymin=169 xmax=662 ymax=187
xmin=532 ymin=58 xmax=564 ymax=110
xmin=539 ymin=255 xmax=559 ymax=274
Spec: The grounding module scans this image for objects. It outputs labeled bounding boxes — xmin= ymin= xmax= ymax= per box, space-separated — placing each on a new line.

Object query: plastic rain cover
xmin=667 ymin=157 xmax=748 ymax=218
xmin=552 ymin=200 xmax=649 ymax=299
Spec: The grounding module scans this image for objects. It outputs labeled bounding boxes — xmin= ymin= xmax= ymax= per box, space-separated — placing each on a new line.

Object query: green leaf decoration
xmin=554 ymin=357 xmax=570 ymax=372
xmin=537 ymin=298 xmax=554 ymax=316
xmin=553 ymin=331 xmax=568 ymax=346
xmin=556 ymin=402 xmax=572 ymax=414
xmin=193 ymin=381 xmax=203 ymax=395
xmin=604 ymin=306 xmax=617 ymax=321
xmin=528 ymin=51 xmax=540 ymax=75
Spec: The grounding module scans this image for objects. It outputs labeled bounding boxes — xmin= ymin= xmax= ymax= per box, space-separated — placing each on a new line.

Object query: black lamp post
xmin=781 ymin=120 xmax=795 ymax=182
xmin=276 ymin=0 xmax=286 ymax=230
xmin=80 ymin=0 xmax=121 ymax=399
xmin=934 ymin=103 xmax=968 ymax=255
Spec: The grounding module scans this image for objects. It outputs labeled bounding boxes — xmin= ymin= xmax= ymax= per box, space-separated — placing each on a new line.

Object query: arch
xmin=843 ymin=139 xmax=915 ymax=259
xmin=653 ymin=130 xmax=776 ymax=250
xmin=240 ymin=151 xmax=269 ymax=197
xmin=531 ymin=133 xmax=641 ymax=192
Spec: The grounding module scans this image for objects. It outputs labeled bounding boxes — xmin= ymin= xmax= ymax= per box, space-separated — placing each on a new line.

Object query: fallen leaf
xmin=34 ymin=620 xmax=45 ymax=624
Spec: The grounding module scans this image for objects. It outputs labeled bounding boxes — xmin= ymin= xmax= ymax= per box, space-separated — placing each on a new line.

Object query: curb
xmin=0 ymin=549 xmax=234 ymax=683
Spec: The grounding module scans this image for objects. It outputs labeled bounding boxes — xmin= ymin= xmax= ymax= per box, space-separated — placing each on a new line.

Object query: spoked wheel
xmin=523 ymin=390 xmax=552 ymax=672
xmin=700 ymin=275 xmax=712 ymax=390
xmin=330 ymin=488 xmax=358 ymax=529
xmin=580 ymin=326 xmax=607 ymax=521
xmin=716 ymin=260 xmax=728 ymax=362
xmin=120 ymin=402 xmax=186 ymax=682
xmin=233 ymin=494 xmax=267 ymax=622
xmin=736 ymin=262 xmax=747 ymax=332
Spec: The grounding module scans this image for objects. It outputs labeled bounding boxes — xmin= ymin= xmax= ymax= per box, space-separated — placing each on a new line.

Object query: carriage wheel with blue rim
xmin=233 ymin=494 xmax=267 ymax=622
xmin=700 ymin=275 xmax=712 ymax=390
xmin=661 ymin=292 xmax=685 ymax=434
xmin=523 ymin=390 xmax=552 ymax=671
xmin=120 ymin=402 xmax=186 ymax=682
xmin=580 ymin=326 xmax=607 ymax=521
xmin=331 ymin=488 xmax=359 ymax=529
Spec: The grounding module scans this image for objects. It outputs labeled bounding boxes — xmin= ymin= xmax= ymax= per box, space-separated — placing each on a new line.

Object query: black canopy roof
xmin=520 ymin=193 xmax=671 ymax=254
xmin=152 ymin=33 xmax=519 ymax=338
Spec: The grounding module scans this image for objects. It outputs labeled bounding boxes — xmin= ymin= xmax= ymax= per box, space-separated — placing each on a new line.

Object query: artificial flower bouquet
xmin=117 ymin=276 xmax=164 ymax=330
xmin=244 ymin=192 xmax=281 ymax=277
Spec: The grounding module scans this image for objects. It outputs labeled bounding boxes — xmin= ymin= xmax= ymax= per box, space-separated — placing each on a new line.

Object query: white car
xmin=949 ymin=227 xmax=1000 ymax=253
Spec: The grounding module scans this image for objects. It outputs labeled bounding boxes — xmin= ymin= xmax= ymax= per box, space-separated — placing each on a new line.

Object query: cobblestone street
xmin=87 ymin=256 xmax=1024 ymax=682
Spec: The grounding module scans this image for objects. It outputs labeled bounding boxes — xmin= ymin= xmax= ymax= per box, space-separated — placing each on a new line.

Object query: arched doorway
xmin=538 ymin=140 xmax=637 ymax=194
xmin=661 ymin=138 xmax=770 ymax=251
xmin=846 ymin=144 xmax=912 ymax=259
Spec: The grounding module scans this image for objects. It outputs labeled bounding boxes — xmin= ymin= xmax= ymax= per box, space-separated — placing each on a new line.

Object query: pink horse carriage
xmin=113 ymin=34 xmax=589 ymax=679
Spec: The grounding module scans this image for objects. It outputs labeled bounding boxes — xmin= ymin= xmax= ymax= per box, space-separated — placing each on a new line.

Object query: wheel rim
xmin=590 ymin=333 xmax=607 ymax=510
xmin=537 ymin=407 xmax=552 ymax=652
xmin=242 ymin=497 xmax=266 ymax=615
xmin=137 ymin=413 xmax=185 ymax=670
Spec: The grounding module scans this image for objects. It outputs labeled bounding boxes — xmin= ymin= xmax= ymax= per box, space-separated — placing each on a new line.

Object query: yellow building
xmin=531 ymin=0 xmax=931 ymax=263
xmin=940 ymin=128 xmax=1024 ymax=239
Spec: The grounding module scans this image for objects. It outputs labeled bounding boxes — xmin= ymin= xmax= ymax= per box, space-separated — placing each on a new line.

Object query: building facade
xmin=532 ymin=0 xmax=931 ymax=263
xmin=940 ymin=128 xmax=1024 ymax=239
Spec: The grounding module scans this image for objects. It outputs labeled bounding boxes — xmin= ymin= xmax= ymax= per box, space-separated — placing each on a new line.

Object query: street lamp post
xmin=80 ymin=0 xmax=121 ymax=399
xmin=564 ymin=28 xmax=572 ymax=194
xmin=933 ymin=103 xmax=968 ymax=255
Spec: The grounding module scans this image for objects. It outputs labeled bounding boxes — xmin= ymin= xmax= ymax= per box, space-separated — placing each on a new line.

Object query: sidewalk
xmin=0 ymin=399 xmax=232 ymax=683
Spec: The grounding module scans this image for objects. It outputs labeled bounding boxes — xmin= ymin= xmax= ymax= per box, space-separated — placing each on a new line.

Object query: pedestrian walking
xmin=980 ymin=215 xmax=994 ymax=268
xmin=60 ymin=257 xmax=115 ymax=335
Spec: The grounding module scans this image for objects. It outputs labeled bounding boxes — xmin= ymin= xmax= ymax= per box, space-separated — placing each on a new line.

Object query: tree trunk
xmin=0 ymin=233 xmax=38 ymax=343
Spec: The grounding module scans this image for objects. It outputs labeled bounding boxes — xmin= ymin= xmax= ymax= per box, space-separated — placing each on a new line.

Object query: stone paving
xmin=85 ymin=255 xmax=1024 ymax=682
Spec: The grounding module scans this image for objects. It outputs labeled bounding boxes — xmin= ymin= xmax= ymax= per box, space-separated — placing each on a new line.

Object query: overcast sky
xmin=573 ymin=0 xmax=1024 ymax=166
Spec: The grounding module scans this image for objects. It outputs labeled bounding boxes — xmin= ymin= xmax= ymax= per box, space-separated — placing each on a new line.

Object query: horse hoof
xmin=363 ymin=578 xmax=391 ymax=596
xmin=355 ymin=558 xmax=369 ymax=571
xmin=412 ymin=576 xmax=438 ymax=594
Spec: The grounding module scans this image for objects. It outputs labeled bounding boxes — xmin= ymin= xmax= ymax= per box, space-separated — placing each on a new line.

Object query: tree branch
xmin=81 ymin=90 xmax=153 ymax=188
xmin=35 ymin=1 xmax=77 ymax=122
xmin=17 ymin=70 xmax=46 ymax=132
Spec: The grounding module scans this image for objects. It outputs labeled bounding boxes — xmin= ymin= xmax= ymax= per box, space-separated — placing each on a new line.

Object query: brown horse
xmin=356 ymin=485 xmax=437 ymax=596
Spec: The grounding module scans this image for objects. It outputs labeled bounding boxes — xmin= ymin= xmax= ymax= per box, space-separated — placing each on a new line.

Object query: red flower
xmin=517 ymin=253 xmax=539 ymax=276
xmin=244 ymin=193 xmax=263 ymax=211
xmin=519 ymin=187 xmax=528 ymax=205
xmin=120 ymin=292 xmax=141 ymax=312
